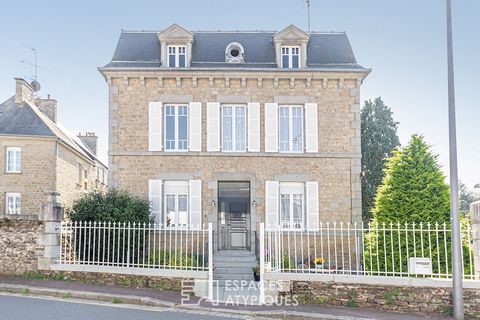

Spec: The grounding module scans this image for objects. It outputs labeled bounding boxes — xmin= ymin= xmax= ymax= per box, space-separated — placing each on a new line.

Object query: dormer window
xmin=281 ymin=46 xmax=300 ymax=68
xmin=225 ymin=42 xmax=244 ymax=63
xmin=157 ymin=24 xmax=194 ymax=68
xmin=168 ymin=46 xmax=186 ymax=68
xmin=273 ymin=25 xmax=310 ymax=69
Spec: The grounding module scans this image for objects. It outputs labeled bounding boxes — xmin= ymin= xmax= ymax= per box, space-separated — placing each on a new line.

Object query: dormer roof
xmin=157 ymin=23 xmax=194 ymax=43
xmin=273 ymin=24 xmax=310 ymax=43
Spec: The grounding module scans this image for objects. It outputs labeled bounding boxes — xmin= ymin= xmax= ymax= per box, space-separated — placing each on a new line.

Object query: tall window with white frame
xmin=279 ymin=182 xmax=304 ymax=229
xmin=168 ymin=46 xmax=186 ymax=68
xmin=279 ymin=105 xmax=303 ymax=152
xmin=5 ymin=147 xmax=21 ymax=173
xmin=221 ymin=105 xmax=246 ymax=152
xmin=5 ymin=192 xmax=21 ymax=215
xmin=164 ymin=181 xmax=189 ymax=228
xmin=281 ymin=46 xmax=300 ymax=68
xmin=165 ymin=105 xmax=188 ymax=151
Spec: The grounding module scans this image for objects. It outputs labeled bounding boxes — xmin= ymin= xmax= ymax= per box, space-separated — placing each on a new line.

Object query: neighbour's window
xmin=279 ymin=182 xmax=304 ymax=229
xmin=6 ymin=193 xmax=21 ymax=215
xmin=6 ymin=147 xmax=21 ymax=173
xmin=279 ymin=106 xmax=303 ymax=152
xmin=221 ymin=105 xmax=246 ymax=152
xmin=168 ymin=46 xmax=186 ymax=67
xmin=164 ymin=181 xmax=189 ymax=228
xmin=281 ymin=46 xmax=300 ymax=68
xmin=165 ymin=105 xmax=188 ymax=151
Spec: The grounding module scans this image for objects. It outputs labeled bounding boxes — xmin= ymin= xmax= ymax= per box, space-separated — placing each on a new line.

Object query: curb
xmin=0 ymin=282 xmax=373 ymax=320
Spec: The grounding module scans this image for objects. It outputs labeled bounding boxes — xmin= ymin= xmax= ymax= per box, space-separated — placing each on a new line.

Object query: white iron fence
xmin=59 ymin=221 xmax=210 ymax=272
xmin=263 ymin=221 xmax=475 ymax=279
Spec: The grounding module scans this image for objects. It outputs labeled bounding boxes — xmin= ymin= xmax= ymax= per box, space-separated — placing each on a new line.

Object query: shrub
xmin=148 ymin=250 xmax=204 ymax=268
xmin=68 ymin=188 xmax=153 ymax=264
xmin=68 ymin=188 xmax=152 ymax=224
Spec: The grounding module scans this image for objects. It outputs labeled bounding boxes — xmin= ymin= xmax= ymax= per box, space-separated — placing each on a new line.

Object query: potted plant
xmin=313 ymin=257 xmax=325 ymax=269
xmin=252 ymin=265 xmax=260 ymax=282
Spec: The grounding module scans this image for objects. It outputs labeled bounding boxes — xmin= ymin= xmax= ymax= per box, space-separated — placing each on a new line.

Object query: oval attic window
xmin=225 ymin=42 xmax=244 ymax=63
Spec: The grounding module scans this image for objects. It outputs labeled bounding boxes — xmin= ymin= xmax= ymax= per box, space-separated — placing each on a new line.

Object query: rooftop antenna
xmin=306 ymin=0 xmax=311 ymax=32
xmin=20 ymin=45 xmax=54 ymax=93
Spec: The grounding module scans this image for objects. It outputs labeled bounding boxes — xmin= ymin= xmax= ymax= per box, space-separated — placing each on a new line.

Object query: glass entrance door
xmin=218 ymin=182 xmax=250 ymax=250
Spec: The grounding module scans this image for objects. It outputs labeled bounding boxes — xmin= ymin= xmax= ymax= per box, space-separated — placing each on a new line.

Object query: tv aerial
xmin=20 ymin=45 xmax=53 ymax=92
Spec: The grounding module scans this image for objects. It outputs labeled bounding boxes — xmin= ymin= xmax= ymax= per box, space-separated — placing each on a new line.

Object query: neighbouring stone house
xmin=0 ymin=78 xmax=108 ymax=219
xmin=99 ymin=24 xmax=369 ymax=252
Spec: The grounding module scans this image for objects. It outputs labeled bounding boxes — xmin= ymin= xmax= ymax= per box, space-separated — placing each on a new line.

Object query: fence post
xmin=470 ymin=201 xmax=480 ymax=279
xmin=208 ymin=222 xmax=213 ymax=301
xmin=259 ymin=222 xmax=265 ymax=305
xmin=38 ymin=191 xmax=64 ymax=270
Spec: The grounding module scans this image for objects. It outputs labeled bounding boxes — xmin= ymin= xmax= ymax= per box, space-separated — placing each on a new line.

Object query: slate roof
xmin=102 ymin=30 xmax=366 ymax=71
xmin=0 ymin=95 xmax=106 ymax=167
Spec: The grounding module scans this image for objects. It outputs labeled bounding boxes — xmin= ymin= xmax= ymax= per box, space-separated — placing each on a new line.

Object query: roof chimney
xmin=34 ymin=96 xmax=57 ymax=123
xmin=15 ymin=78 xmax=34 ymax=104
xmin=77 ymin=132 xmax=98 ymax=156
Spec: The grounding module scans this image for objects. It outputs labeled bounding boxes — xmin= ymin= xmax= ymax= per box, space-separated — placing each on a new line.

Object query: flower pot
xmin=253 ymin=272 xmax=260 ymax=282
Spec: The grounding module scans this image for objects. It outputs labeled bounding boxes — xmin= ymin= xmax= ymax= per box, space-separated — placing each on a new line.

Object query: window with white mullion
xmin=279 ymin=106 xmax=303 ymax=152
xmin=164 ymin=181 xmax=189 ymax=229
xmin=165 ymin=105 xmax=188 ymax=151
xmin=221 ymin=105 xmax=246 ymax=152
xmin=168 ymin=46 xmax=186 ymax=67
xmin=279 ymin=182 xmax=304 ymax=229
xmin=281 ymin=46 xmax=300 ymax=69
xmin=6 ymin=147 xmax=21 ymax=173
xmin=5 ymin=192 xmax=21 ymax=215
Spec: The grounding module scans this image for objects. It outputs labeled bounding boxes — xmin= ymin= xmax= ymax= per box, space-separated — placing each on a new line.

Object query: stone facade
xmin=103 ymin=71 xmax=365 ymax=229
xmin=290 ymin=281 xmax=480 ymax=318
xmin=0 ymin=136 xmax=56 ymax=218
xmin=0 ymin=220 xmax=43 ymax=275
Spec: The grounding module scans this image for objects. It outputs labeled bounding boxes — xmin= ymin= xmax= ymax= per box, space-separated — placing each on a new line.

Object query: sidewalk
xmin=0 ymin=276 xmax=449 ymax=320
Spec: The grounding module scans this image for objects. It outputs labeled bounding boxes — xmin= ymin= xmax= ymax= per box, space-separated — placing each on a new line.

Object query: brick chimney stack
xmin=77 ymin=132 xmax=98 ymax=156
xmin=14 ymin=78 xmax=34 ymax=104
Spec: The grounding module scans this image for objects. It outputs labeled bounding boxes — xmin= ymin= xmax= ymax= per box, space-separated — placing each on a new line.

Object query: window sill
xmin=4 ymin=171 xmax=22 ymax=174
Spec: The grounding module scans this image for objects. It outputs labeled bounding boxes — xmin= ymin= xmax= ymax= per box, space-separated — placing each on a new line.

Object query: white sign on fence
xmin=408 ymin=258 xmax=433 ymax=275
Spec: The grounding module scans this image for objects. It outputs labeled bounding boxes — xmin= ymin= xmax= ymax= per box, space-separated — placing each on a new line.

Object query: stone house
xmin=99 ymin=24 xmax=369 ymax=252
xmin=0 ymin=78 xmax=108 ymax=219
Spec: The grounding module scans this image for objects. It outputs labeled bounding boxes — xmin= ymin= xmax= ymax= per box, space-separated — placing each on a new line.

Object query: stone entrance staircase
xmin=212 ymin=250 xmax=260 ymax=304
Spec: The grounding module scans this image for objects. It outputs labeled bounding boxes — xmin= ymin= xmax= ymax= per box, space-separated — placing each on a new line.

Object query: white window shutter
xmin=148 ymin=102 xmax=163 ymax=151
xmin=264 ymin=103 xmax=278 ymax=152
xmin=306 ymin=181 xmax=319 ymax=231
xmin=206 ymin=102 xmax=220 ymax=151
xmin=247 ymin=102 xmax=260 ymax=152
xmin=265 ymin=181 xmax=279 ymax=230
xmin=189 ymin=180 xmax=202 ymax=230
xmin=189 ymin=102 xmax=202 ymax=151
xmin=149 ymin=179 xmax=162 ymax=225
xmin=304 ymin=103 xmax=318 ymax=153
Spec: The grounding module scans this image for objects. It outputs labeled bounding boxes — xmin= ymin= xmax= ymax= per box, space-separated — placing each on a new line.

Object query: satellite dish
xmin=31 ymin=80 xmax=41 ymax=92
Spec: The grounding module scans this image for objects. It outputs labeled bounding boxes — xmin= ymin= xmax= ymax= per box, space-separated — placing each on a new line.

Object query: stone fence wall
xmin=288 ymin=281 xmax=480 ymax=318
xmin=0 ymin=220 xmax=43 ymax=275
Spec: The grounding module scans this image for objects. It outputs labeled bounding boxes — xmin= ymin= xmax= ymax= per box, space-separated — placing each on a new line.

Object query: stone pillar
xmin=38 ymin=191 xmax=64 ymax=270
xmin=470 ymin=201 xmax=480 ymax=279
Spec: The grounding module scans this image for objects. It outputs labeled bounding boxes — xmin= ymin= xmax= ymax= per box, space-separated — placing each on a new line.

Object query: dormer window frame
xmin=157 ymin=24 xmax=194 ymax=68
xmin=281 ymin=46 xmax=301 ymax=69
xmin=273 ymin=25 xmax=310 ymax=69
xmin=168 ymin=45 xmax=187 ymax=68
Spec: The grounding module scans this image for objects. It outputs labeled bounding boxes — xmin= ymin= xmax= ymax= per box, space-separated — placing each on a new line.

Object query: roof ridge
xmin=120 ymin=29 xmax=346 ymax=34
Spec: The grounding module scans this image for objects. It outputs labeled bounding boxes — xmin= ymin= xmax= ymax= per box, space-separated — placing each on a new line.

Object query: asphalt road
xmin=0 ymin=294 xmax=246 ymax=320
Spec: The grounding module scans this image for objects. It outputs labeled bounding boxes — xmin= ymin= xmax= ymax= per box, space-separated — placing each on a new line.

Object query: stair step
xmin=214 ymin=267 xmax=255 ymax=274
xmin=214 ymin=256 xmax=256 ymax=263
xmin=214 ymin=263 xmax=256 ymax=269
xmin=214 ymin=274 xmax=255 ymax=281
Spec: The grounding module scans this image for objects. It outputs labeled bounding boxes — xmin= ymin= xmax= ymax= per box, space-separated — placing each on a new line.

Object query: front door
xmin=218 ymin=182 xmax=250 ymax=250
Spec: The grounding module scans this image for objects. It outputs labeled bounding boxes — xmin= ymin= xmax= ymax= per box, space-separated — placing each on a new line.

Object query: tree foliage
xmin=372 ymin=134 xmax=450 ymax=224
xmin=361 ymin=97 xmax=400 ymax=223
xmin=69 ymin=188 xmax=152 ymax=223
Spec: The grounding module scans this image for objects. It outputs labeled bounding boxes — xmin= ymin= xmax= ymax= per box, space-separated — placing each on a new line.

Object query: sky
xmin=1 ymin=0 xmax=479 ymax=190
